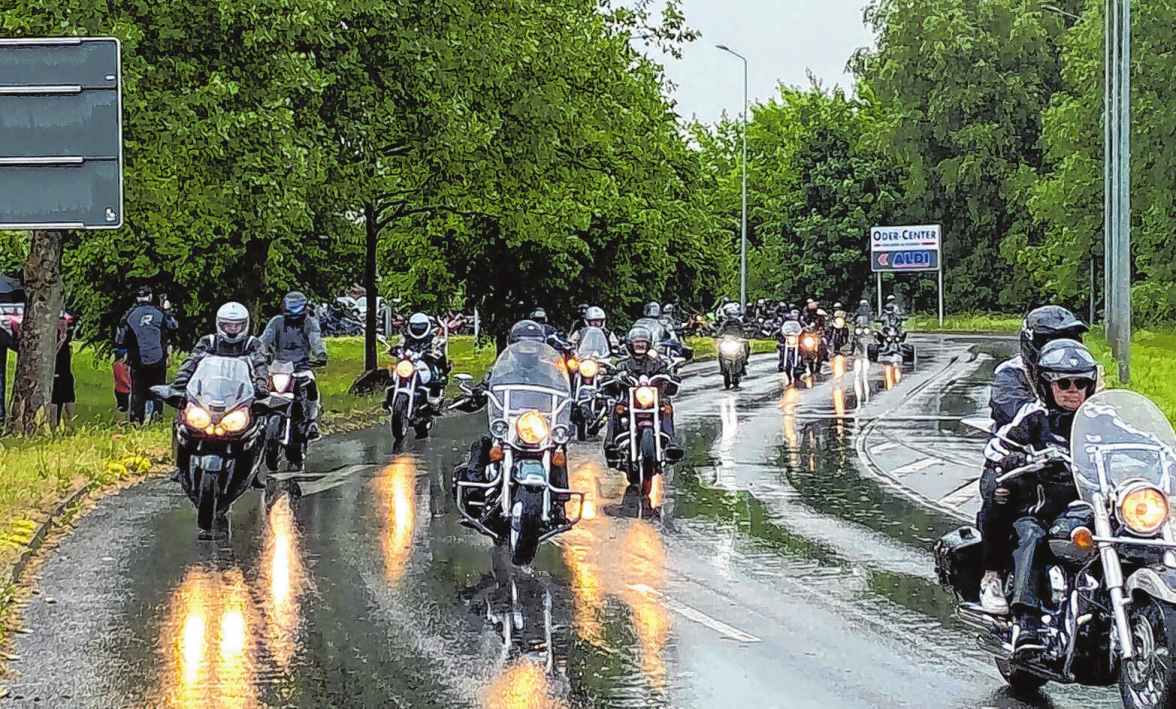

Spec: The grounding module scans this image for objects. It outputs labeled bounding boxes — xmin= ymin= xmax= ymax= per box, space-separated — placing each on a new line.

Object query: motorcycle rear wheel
xmin=1120 ymin=597 xmax=1176 ymax=709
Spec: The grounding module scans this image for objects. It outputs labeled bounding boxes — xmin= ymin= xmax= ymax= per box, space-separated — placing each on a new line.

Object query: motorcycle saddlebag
xmin=933 ymin=525 xmax=983 ymax=603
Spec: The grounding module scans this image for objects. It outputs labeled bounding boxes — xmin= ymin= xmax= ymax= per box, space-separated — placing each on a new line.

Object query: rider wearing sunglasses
xmin=976 ymin=339 xmax=1099 ymax=652
xmin=990 ymin=306 xmax=1090 ymax=429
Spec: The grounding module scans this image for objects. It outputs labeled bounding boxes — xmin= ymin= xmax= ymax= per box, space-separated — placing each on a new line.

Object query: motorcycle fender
xmin=1124 ymin=566 xmax=1176 ymax=605
xmin=198 ymin=454 xmax=224 ymax=472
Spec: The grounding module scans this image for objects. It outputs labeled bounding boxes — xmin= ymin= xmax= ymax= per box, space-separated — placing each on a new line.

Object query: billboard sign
xmin=0 ymin=37 xmax=123 ymax=229
xmin=870 ymin=224 xmax=940 ymax=272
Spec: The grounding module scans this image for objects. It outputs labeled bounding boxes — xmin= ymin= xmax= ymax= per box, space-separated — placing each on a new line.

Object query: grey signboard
xmin=0 ymin=37 xmax=123 ymax=229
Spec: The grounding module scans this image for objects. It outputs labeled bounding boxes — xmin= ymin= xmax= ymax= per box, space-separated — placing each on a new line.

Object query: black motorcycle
xmin=263 ymin=360 xmax=321 ymax=472
xmin=717 ymin=333 xmax=747 ymax=389
xmin=568 ymin=327 xmax=613 ymax=441
xmin=603 ymin=365 xmax=684 ymax=495
xmin=937 ymin=391 xmax=1176 ymax=706
xmin=153 ymin=356 xmax=288 ymax=536
xmin=386 ymin=344 xmax=444 ymax=442
xmin=451 ymin=342 xmax=584 ymax=566
xmin=869 ymin=313 xmax=915 ymax=363
xmin=828 ymin=310 xmax=849 ymax=353
xmin=777 ymin=320 xmax=804 ymax=379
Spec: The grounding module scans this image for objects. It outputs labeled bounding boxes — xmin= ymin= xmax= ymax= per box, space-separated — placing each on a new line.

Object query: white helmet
xmin=585 ymin=306 xmax=606 ymax=328
xmin=216 ymin=302 xmax=250 ymax=344
xmin=407 ymin=312 xmax=431 ymax=340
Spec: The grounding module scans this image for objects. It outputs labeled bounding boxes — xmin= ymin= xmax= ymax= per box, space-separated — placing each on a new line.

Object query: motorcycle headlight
xmin=185 ymin=406 xmax=211 ymax=430
xmin=787 ymin=336 xmax=798 ymax=346
xmin=516 ymin=411 xmax=550 ymax=444
xmin=720 ymin=339 xmax=741 ymax=356
xmin=803 ymin=336 xmax=816 ymax=349
xmin=395 ymin=359 xmax=414 ymax=379
xmin=270 ymin=373 xmax=291 ymax=394
xmin=834 ymin=317 xmax=845 ymax=328
xmin=1119 ymin=484 xmax=1170 ymax=535
xmin=221 ymin=409 xmax=250 ymax=433
xmin=635 ymin=386 xmax=656 ymax=408
xmin=579 ymin=359 xmax=598 ymax=378
xmin=567 ymin=358 xmax=579 ymax=371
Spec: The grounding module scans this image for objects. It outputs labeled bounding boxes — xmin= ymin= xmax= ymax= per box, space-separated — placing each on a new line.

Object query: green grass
xmin=1087 ymin=329 xmax=1176 ymax=426
xmin=906 ymin=312 xmax=1023 ymax=333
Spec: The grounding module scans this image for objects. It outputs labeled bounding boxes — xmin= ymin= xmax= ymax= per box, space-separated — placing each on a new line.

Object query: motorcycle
xmin=451 ymin=342 xmax=584 ymax=566
xmin=799 ymin=324 xmax=826 ymax=377
xmin=152 ymin=357 xmax=289 ymax=536
xmin=829 ymin=310 xmax=849 ymax=354
xmin=262 ymin=360 xmax=319 ymax=472
xmin=870 ymin=313 xmax=915 ymax=364
xmin=386 ymin=324 xmax=448 ymax=442
xmin=603 ymin=362 xmax=685 ymax=495
xmin=936 ymin=390 xmax=1176 ymax=706
xmin=718 ymin=333 xmax=747 ymax=389
xmin=777 ymin=320 xmax=804 ymax=378
xmin=567 ymin=327 xmax=613 ymax=441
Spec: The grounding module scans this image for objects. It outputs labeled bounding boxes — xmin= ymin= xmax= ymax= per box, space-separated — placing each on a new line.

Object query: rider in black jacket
xmin=977 ymin=338 xmax=1098 ymax=652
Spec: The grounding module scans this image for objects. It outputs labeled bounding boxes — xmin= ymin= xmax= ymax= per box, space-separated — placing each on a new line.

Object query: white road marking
xmin=870 ymin=441 xmax=899 ymax=454
xmin=628 ymin=584 xmax=762 ymax=643
xmin=889 ymin=457 xmax=940 ymax=477
xmin=270 ymin=463 xmax=369 ymax=482
xmin=941 ymin=481 xmax=981 ymax=509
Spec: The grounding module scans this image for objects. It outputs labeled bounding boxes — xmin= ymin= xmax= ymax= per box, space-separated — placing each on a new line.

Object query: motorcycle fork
xmin=1093 ymin=492 xmax=1136 ymax=658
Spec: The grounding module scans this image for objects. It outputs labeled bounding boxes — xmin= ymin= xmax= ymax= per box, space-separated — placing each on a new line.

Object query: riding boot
xmin=306 ymin=399 xmax=322 ymax=440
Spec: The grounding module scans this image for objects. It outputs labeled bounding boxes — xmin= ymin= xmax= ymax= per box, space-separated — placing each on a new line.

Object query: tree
xmin=856 ymin=0 xmax=1080 ymax=311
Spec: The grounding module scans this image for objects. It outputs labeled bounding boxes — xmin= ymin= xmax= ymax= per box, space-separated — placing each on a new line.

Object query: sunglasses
xmin=1051 ymin=377 xmax=1094 ymax=391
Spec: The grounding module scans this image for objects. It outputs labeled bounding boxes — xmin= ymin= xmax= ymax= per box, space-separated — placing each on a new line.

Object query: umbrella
xmin=0 ymin=274 xmax=24 ymax=304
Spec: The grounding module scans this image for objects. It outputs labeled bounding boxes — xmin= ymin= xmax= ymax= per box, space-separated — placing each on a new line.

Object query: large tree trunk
xmin=363 ymin=203 xmax=378 ymax=371
xmin=238 ymin=235 xmax=271 ymax=325
xmin=10 ymin=230 xmax=64 ymax=434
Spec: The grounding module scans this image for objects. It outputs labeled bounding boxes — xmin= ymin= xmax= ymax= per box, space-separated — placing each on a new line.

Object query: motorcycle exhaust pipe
xmin=957 ymin=605 xmax=1004 ymax=634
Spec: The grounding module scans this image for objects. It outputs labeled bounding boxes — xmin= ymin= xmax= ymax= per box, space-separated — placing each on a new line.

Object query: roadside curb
xmin=5 ymin=480 xmax=101 ymax=593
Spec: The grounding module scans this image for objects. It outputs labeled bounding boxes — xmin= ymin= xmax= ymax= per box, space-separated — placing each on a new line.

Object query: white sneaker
xmin=980 ymin=576 xmax=1009 ymax=614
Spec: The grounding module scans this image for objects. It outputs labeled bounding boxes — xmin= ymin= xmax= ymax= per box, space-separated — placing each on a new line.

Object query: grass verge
xmin=906 ymin=312 xmax=1023 ymax=333
xmin=1087 ymin=329 xmax=1176 ymax=426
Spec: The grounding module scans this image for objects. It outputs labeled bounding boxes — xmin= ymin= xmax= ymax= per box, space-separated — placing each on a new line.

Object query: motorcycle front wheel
xmin=1120 ymin=597 xmax=1176 ymax=709
xmin=390 ymin=399 xmax=409 ymax=442
xmin=197 ymin=470 xmax=219 ymax=532
xmin=510 ymin=488 xmax=544 ymax=566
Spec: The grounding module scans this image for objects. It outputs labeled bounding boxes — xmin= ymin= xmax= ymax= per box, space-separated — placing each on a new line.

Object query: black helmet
xmin=283 ymin=291 xmax=308 ymax=318
xmin=530 ymin=308 xmax=547 ymax=323
xmin=1020 ymin=306 xmax=1089 ymax=371
xmin=136 ymin=285 xmax=153 ymax=302
xmin=1035 ymin=339 xmax=1098 ymax=410
xmin=509 ymin=319 xmax=546 ymax=344
xmin=626 ymin=324 xmax=654 ymax=357
xmin=643 ymin=302 xmax=661 ymax=318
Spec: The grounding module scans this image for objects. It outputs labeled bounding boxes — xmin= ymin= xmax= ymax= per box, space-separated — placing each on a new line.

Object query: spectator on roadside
xmin=113 ymin=348 xmax=131 ymax=422
xmin=50 ymin=310 xmax=77 ymax=428
xmin=115 ymin=286 xmax=178 ymax=424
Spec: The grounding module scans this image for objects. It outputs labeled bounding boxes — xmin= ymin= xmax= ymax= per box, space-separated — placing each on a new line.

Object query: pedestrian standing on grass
xmin=115 ymin=286 xmax=178 ymax=424
xmin=50 ymin=310 xmax=77 ymax=428
xmin=113 ymin=348 xmax=131 ymax=422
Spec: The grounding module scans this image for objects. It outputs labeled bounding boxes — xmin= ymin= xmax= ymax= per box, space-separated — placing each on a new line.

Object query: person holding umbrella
xmin=115 ymin=286 xmax=178 ymax=424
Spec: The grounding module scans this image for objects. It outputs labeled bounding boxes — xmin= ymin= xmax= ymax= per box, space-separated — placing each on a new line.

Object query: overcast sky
xmin=655 ymin=0 xmax=877 ymax=124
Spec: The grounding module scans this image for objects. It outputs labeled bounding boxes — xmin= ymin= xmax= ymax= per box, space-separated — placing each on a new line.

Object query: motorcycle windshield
xmin=1070 ymin=390 xmax=1176 ymax=501
xmin=633 ymin=317 xmax=667 ymax=343
xmin=781 ymin=321 xmax=802 ymax=337
xmin=576 ymin=327 xmax=611 ymax=360
xmin=188 ymin=356 xmax=255 ymax=412
xmin=488 ymin=341 xmax=571 ymax=426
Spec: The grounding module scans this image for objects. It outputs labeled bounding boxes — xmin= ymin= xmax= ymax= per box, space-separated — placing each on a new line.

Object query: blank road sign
xmin=0 ymin=38 xmax=123 ymax=229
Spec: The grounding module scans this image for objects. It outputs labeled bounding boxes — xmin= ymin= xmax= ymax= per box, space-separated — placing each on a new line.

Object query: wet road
xmin=4 ymin=336 xmax=1120 ymax=708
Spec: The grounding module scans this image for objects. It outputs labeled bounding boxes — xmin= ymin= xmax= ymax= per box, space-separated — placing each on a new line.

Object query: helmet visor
xmin=220 ymin=320 xmax=247 ymax=337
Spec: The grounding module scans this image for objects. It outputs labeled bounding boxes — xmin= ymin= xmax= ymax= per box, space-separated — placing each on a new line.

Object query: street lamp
xmin=716 ymin=44 xmax=748 ymax=309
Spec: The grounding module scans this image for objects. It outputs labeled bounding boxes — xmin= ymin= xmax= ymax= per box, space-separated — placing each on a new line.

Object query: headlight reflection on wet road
xmin=263 ymin=494 xmax=306 ymax=670
xmin=378 ymin=455 xmax=418 ymax=583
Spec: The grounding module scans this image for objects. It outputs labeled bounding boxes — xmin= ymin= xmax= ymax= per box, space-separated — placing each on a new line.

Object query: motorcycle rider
xmin=530 ymin=307 xmax=571 ymax=352
xmin=976 ymin=339 xmax=1098 ymax=652
xmin=171 ymin=302 xmax=271 ymax=485
xmin=855 ymin=298 xmax=873 ymax=320
xmin=603 ymin=324 xmax=684 ymax=468
xmin=260 ymin=291 xmax=328 ymax=441
xmin=882 ymin=294 xmax=905 ymax=321
xmin=801 ymin=300 xmax=825 ymax=329
xmin=989 ymin=306 xmax=1090 ymax=428
xmin=452 ymin=320 xmax=570 ymax=523
xmin=385 ymin=312 xmax=450 ymax=414
xmin=716 ymin=303 xmax=750 ymax=372
xmin=568 ymin=306 xmax=621 ymax=350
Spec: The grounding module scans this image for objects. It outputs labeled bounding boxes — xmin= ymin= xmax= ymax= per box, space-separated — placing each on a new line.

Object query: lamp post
xmin=717 ymin=44 xmax=748 ymax=309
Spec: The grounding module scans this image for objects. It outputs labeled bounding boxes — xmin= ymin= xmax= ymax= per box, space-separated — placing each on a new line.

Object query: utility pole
xmin=1105 ymin=0 xmax=1132 ymax=382
xmin=716 ymin=45 xmax=748 ymax=308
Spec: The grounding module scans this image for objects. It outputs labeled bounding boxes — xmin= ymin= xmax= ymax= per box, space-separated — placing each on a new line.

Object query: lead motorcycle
xmin=451 ymin=341 xmax=585 ymax=566
xmin=152 ymin=357 xmax=289 ymax=536
xmin=799 ymin=323 xmax=826 ymax=377
xmin=718 ymin=333 xmax=748 ymax=389
xmin=936 ymin=390 xmax=1176 ymax=707
xmin=568 ymin=326 xmax=613 ymax=441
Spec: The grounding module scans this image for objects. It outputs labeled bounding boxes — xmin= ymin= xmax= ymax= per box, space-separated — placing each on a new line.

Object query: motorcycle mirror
xmin=255 ymin=395 xmax=293 ymax=414
xmin=150 ymin=385 xmax=186 ymax=409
